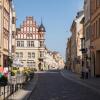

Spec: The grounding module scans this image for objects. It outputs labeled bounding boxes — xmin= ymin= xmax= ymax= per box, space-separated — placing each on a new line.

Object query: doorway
xmin=96 ymin=51 xmax=100 ymax=77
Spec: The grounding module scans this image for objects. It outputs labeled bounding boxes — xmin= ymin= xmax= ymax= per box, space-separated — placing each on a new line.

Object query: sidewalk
xmin=61 ymin=70 xmax=100 ymax=95
xmin=8 ymin=73 xmax=38 ymax=100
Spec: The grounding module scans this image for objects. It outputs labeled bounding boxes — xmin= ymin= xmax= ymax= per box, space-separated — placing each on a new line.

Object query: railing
xmin=8 ymin=74 xmax=26 ymax=85
xmin=0 ymin=71 xmax=34 ymax=100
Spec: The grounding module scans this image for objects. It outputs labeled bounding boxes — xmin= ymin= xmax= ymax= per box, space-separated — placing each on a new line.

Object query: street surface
xmin=29 ymin=70 xmax=100 ymax=100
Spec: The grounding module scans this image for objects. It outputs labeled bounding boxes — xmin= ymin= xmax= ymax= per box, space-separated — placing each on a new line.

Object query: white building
xmin=15 ymin=17 xmax=46 ymax=71
xmin=44 ymin=49 xmax=65 ymax=70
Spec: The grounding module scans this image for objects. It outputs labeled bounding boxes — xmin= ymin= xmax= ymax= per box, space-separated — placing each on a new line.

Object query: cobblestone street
xmin=29 ymin=70 xmax=100 ymax=100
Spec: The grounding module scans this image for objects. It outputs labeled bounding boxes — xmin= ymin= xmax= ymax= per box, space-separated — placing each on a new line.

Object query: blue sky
xmin=14 ymin=0 xmax=83 ymax=59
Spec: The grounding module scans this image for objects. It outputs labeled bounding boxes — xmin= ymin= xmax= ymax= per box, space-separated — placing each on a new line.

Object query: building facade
xmin=0 ymin=0 xmax=15 ymax=67
xmin=70 ymin=20 xmax=77 ymax=72
xmin=44 ymin=49 xmax=57 ymax=70
xmin=52 ymin=51 xmax=65 ymax=69
xmin=83 ymin=0 xmax=91 ymax=76
xmin=15 ymin=16 xmax=46 ymax=71
xmin=9 ymin=3 xmax=16 ymax=58
xmin=44 ymin=49 xmax=65 ymax=70
xmin=70 ymin=11 xmax=84 ymax=74
xmin=65 ymin=37 xmax=71 ymax=70
xmin=90 ymin=0 xmax=100 ymax=77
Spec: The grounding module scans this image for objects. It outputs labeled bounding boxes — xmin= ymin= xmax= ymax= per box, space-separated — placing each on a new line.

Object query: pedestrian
xmin=88 ymin=67 xmax=91 ymax=78
xmin=85 ymin=67 xmax=89 ymax=79
xmin=80 ymin=67 xmax=85 ymax=79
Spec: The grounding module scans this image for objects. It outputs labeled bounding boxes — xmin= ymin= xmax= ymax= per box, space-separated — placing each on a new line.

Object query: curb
xmin=60 ymin=70 xmax=100 ymax=95
xmin=25 ymin=73 xmax=38 ymax=100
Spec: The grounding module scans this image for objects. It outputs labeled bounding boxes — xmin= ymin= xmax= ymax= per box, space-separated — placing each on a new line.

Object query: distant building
xmin=44 ymin=48 xmax=65 ymax=70
xmin=52 ymin=51 xmax=65 ymax=69
xmin=15 ymin=16 xmax=46 ymax=71
xmin=70 ymin=10 xmax=84 ymax=74
xmin=44 ymin=49 xmax=56 ymax=70
xmin=65 ymin=37 xmax=72 ymax=70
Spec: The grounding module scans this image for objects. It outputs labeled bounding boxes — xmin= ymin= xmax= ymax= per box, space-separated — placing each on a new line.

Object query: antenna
xmin=41 ymin=17 xmax=43 ymax=25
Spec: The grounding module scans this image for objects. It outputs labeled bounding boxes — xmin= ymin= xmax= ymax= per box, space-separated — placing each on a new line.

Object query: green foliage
xmin=17 ymin=70 xmax=20 ymax=74
xmin=0 ymin=75 xmax=8 ymax=86
xmin=11 ymin=67 xmax=19 ymax=76
xmin=33 ymin=68 xmax=37 ymax=71
xmin=11 ymin=71 xmax=15 ymax=76
xmin=8 ymin=57 xmax=13 ymax=67
xmin=0 ymin=73 xmax=3 ymax=78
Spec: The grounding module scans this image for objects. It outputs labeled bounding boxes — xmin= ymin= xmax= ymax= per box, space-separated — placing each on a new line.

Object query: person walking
xmin=85 ymin=67 xmax=89 ymax=79
xmin=81 ymin=66 xmax=85 ymax=79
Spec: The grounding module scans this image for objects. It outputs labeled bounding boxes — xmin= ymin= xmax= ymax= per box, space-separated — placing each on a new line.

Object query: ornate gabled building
xmin=15 ymin=16 xmax=46 ymax=71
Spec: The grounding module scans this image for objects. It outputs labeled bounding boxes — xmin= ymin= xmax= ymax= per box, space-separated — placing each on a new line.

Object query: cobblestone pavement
xmin=29 ymin=70 xmax=100 ymax=100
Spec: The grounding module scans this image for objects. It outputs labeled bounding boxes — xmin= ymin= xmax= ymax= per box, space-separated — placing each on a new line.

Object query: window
xmin=12 ymin=31 xmax=15 ymax=38
xmin=28 ymin=52 xmax=31 ymax=58
xmin=27 ymin=41 xmax=34 ymax=47
xmin=17 ymin=41 xmax=20 ymax=47
xmin=22 ymin=41 xmax=24 ymax=47
xmin=92 ymin=23 xmax=96 ymax=38
xmin=86 ymin=26 xmax=91 ymax=40
xmin=21 ymin=28 xmax=23 ymax=32
xmin=30 ymin=27 xmax=32 ymax=33
xmin=32 ymin=52 xmax=35 ymax=58
xmin=27 ymin=62 xmax=35 ymax=67
xmin=30 ymin=21 xmax=32 ymax=25
xmin=27 ymin=27 xmax=29 ymax=32
xmin=16 ymin=52 xmax=19 ymax=58
xmin=24 ymin=27 xmax=26 ymax=32
xmin=30 ymin=62 xmax=32 ymax=67
xmin=99 ymin=18 xmax=100 ymax=37
xmin=33 ymin=62 xmax=35 ymax=67
xmin=36 ymin=35 xmax=38 ymax=39
xmin=12 ymin=17 xmax=16 ymax=24
xmin=27 ymin=62 xmax=29 ymax=67
xmin=20 ymin=52 xmax=23 ymax=58
xmin=21 ymin=41 xmax=24 ymax=47
xmin=96 ymin=0 xmax=100 ymax=8
xmin=33 ymin=28 xmax=35 ymax=32
xmin=40 ymin=41 xmax=44 ymax=47
xmin=12 ymin=46 xmax=15 ymax=53
xmin=27 ymin=62 xmax=31 ymax=67
xmin=40 ymin=51 xmax=44 ymax=58
xmin=31 ymin=41 xmax=34 ymax=47
xmin=96 ymin=20 xmax=98 ymax=38
xmin=27 ymin=20 xmax=29 ymax=24
xmin=17 ymin=41 xmax=24 ymax=47
xmin=27 ymin=41 xmax=31 ymax=47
